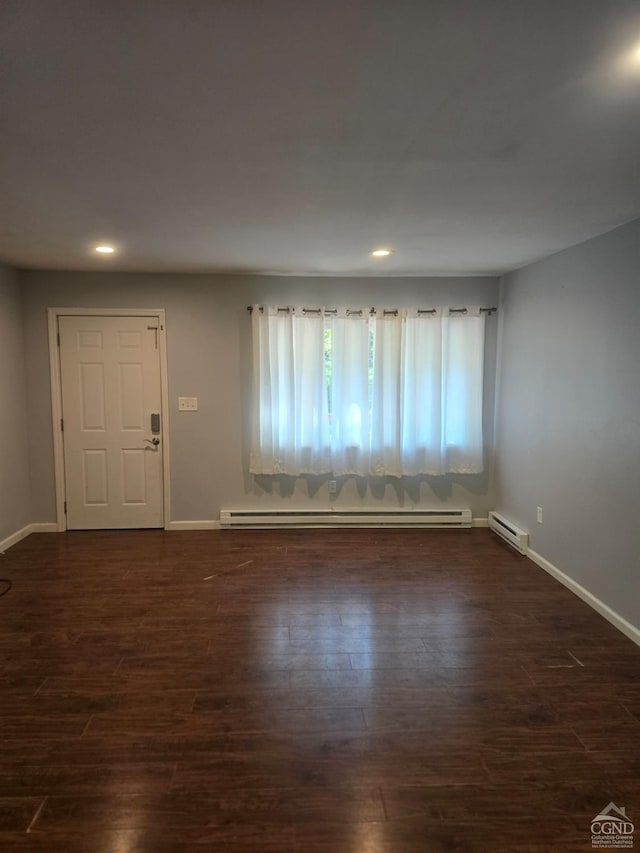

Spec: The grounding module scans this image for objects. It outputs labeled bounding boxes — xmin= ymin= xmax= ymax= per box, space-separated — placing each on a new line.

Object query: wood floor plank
xmin=0 ymin=764 xmax=176 ymax=797
xmin=84 ymin=706 xmax=367 ymax=736
xmin=0 ymin=798 xmax=44 ymax=832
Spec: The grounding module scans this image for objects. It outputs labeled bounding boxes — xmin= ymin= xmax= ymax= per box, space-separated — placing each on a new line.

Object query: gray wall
xmin=494 ymin=218 xmax=640 ymax=629
xmin=20 ymin=272 xmax=500 ymax=523
xmin=0 ymin=265 xmax=31 ymax=541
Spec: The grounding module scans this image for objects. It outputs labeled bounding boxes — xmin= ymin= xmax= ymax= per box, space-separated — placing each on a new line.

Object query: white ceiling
xmin=1 ymin=0 xmax=639 ymax=276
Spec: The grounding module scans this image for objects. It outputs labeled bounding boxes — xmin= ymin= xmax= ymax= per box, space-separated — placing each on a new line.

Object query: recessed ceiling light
xmin=371 ymin=248 xmax=391 ymax=257
xmin=95 ymin=245 xmax=115 ymax=254
xmin=618 ymin=40 xmax=640 ymax=72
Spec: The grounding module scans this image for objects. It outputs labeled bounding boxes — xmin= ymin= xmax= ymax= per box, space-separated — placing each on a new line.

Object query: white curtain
xmin=250 ymin=305 xmax=485 ymax=477
xmin=328 ymin=309 xmax=371 ymax=475
xmin=370 ymin=308 xmax=485 ymax=476
xmin=249 ymin=306 xmax=331 ymax=475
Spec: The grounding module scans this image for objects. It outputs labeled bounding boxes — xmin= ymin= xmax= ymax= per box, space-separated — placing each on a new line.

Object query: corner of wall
xmin=0 ymin=264 xmax=32 ymax=541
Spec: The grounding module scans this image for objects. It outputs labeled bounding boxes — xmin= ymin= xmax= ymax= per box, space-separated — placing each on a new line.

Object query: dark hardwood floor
xmin=0 ymin=528 xmax=638 ymax=851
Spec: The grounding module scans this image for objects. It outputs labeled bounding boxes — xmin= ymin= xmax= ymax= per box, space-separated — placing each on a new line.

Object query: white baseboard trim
xmin=166 ymin=520 xmax=221 ymax=531
xmin=527 ymin=547 xmax=640 ymax=647
xmin=0 ymin=522 xmax=59 ymax=553
xmin=472 ymin=517 xmax=489 ymax=528
xmin=30 ymin=523 xmax=59 ymax=534
xmin=0 ymin=524 xmax=32 ymax=554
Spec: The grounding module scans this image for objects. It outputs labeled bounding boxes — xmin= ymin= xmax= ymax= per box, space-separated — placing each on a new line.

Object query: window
xmin=250 ymin=306 xmax=485 ymax=477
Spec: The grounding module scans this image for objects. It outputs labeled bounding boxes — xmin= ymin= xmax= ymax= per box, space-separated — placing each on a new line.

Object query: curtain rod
xmin=247 ymin=305 xmax=497 ymax=316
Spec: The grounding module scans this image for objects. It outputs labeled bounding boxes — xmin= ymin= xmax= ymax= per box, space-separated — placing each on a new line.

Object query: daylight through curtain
xmin=249 ymin=306 xmax=485 ymax=477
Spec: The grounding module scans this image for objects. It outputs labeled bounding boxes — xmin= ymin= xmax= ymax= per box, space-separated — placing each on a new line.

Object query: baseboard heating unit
xmin=220 ymin=508 xmax=472 ymax=530
xmin=488 ymin=511 xmax=529 ymax=554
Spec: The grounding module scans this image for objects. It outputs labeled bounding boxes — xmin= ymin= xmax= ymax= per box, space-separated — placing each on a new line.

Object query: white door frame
xmin=48 ymin=308 xmax=171 ymax=532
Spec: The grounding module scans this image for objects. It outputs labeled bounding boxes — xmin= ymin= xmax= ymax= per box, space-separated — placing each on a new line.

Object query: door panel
xmin=59 ymin=315 xmax=163 ymax=529
xmin=121 ymin=449 xmax=147 ymax=504
xmin=83 ymin=449 xmax=108 ymax=505
xmin=79 ymin=363 xmax=106 ymax=430
xmin=119 ymin=364 xmax=145 ymax=429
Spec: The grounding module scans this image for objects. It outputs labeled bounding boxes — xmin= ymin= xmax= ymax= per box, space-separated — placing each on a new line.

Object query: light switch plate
xmin=178 ymin=396 xmax=198 ymax=411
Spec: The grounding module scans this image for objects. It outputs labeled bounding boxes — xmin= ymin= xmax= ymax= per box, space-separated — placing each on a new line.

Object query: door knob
xmin=145 ymin=437 xmax=160 ymax=446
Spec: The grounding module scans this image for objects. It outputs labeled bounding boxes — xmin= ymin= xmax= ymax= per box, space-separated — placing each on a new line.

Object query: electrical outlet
xmin=178 ymin=396 xmax=198 ymax=411
xmin=328 ymin=480 xmax=337 ymax=494
xmin=536 ymin=506 xmax=543 ymax=524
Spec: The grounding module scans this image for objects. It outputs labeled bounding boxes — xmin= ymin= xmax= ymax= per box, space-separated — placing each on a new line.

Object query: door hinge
xmin=64 ymin=501 xmax=67 ymax=514
xmin=57 ymin=332 xmax=60 ymax=347
xmin=60 ymin=418 xmax=64 ymax=432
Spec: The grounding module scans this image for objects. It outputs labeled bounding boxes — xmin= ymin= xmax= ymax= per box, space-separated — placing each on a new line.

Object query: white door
xmin=59 ymin=315 xmax=164 ymax=529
